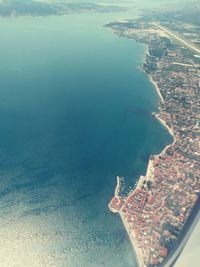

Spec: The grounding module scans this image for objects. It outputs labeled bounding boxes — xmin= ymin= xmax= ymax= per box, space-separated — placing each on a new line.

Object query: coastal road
xmin=152 ymin=22 xmax=200 ymax=55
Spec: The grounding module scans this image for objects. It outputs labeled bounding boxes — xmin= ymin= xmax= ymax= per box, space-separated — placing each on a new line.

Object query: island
xmin=106 ymin=7 xmax=200 ymax=267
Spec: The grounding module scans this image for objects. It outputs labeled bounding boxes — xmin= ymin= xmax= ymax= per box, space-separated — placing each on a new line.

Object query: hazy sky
xmin=35 ymin=0 xmax=188 ymax=4
xmin=22 ymin=0 xmax=194 ymax=10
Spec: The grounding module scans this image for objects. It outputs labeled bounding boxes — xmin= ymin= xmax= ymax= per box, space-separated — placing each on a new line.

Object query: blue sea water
xmin=0 ymin=14 xmax=171 ymax=266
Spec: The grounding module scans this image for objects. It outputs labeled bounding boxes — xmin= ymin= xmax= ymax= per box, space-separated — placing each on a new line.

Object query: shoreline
xmin=140 ymin=64 xmax=175 ymax=141
xmin=109 ymin=46 xmax=175 ymax=267
xmin=118 ymin=160 xmax=154 ymax=267
xmin=148 ymin=73 xmax=164 ymax=103
xmin=124 ymin=66 xmax=175 ymax=265
xmin=139 ymin=64 xmax=164 ymax=104
xmin=154 ymin=113 xmax=175 ymax=140
xmin=107 ymin=18 xmax=200 ymax=267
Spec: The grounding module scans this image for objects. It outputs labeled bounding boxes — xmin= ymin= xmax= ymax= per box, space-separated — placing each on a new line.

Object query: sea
xmin=0 ymin=12 xmax=171 ymax=267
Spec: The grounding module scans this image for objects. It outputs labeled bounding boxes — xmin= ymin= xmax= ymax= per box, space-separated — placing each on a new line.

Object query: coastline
xmin=154 ymin=113 xmax=175 ymax=140
xmin=107 ymin=18 xmax=200 ymax=267
xmin=140 ymin=65 xmax=175 ymax=141
xmin=139 ymin=64 xmax=164 ymax=103
xmin=124 ymin=65 xmax=175 ymax=265
xmin=109 ymin=44 xmax=175 ymax=267
xmin=148 ymin=74 xmax=164 ymax=103
xmin=118 ymin=160 xmax=154 ymax=267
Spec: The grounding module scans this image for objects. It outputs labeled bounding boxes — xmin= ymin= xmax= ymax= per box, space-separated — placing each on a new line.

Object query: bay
xmin=0 ymin=13 xmax=171 ymax=267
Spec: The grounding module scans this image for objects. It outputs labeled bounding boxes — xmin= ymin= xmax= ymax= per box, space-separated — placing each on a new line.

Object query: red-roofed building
xmin=150 ymin=256 xmax=159 ymax=265
xmin=109 ymin=196 xmax=123 ymax=212
xmin=148 ymin=195 xmax=155 ymax=205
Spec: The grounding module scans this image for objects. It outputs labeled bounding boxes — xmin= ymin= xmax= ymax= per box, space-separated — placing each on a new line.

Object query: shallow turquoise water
xmin=0 ymin=14 xmax=171 ymax=266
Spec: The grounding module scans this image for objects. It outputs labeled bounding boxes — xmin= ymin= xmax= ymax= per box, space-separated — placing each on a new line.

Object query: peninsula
xmin=107 ymin=13 xmax=200 ymax=267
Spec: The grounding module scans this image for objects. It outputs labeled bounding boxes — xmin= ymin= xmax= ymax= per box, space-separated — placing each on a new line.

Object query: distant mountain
xmin=0 ymin=0 xmax=126 ymax=16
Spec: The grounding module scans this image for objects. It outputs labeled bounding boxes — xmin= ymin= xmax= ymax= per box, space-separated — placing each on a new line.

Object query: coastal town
xmin=107 ymin=16 xmax=200 ymax=267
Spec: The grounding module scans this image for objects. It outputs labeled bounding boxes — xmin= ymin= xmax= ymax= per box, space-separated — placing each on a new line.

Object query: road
xmin=152 ymin=22 xmax=200 ymax=55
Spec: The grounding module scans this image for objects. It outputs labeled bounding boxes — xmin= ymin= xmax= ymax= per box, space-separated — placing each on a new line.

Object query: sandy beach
xmin=138 ymin=66 xmax=164 ymax=103
xmin=154 ymin=113 xmax=175 ymax=139
xmin=139 ymin=63 xmax=174 ymax=140
xmin=148 ymin=75 xmax=164 ymax=103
